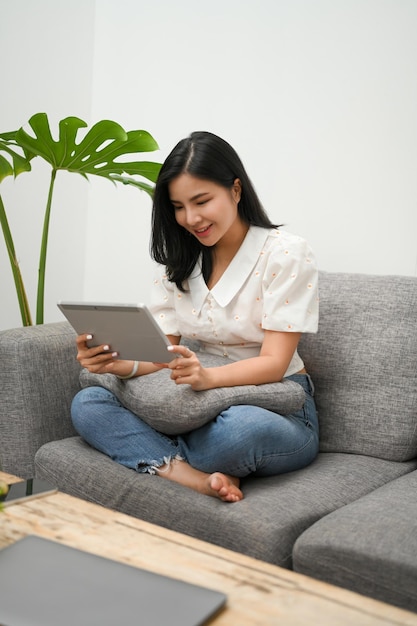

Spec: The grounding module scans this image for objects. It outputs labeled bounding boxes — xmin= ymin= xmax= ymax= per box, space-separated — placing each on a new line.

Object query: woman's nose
xmin=184 ymin=207 xmax=201 ymax=226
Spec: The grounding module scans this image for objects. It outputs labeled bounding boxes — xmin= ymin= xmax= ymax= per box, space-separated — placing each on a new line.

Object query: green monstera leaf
xmin=1 ymin=113 xmax=162 ymax=326
xmin=16 ymin=113 xmax=161 ymax=194
xmin=0 ymin=131 xmax=33 ymax=183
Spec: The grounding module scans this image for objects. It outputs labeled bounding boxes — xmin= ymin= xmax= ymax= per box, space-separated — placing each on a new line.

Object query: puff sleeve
xmin=261 ymin=234 xmax=319 ymax=333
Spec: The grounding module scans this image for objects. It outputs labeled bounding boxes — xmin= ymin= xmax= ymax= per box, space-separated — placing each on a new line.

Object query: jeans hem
xmin=137 ymin=454 xmax=184 ymax=475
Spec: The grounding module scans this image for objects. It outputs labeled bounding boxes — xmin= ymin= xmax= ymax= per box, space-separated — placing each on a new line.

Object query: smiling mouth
xmin=194 ymin=225 xmax=212 ymax=235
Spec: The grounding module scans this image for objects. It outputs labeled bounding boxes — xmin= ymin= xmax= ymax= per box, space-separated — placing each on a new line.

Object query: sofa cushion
xmin=35 ymin=440 xmax=417 ymax=569
xmin=79 ymin=352 xmax=305 ymax=434
xmin=299 ymin=272 xmax=417 ymax=461
xmin=293 ymin=470 xmax=417 ymax=613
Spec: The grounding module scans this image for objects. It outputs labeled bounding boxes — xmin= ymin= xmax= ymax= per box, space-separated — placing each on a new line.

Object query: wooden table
xmin=1 ymin=472 xmax=416 ymax=625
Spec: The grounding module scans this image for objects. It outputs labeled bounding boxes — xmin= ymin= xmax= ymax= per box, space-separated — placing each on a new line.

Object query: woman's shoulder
xmin=260 ymin=227 xmax=315 ymax=258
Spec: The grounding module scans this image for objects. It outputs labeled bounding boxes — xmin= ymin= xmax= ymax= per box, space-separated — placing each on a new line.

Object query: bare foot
xmin=207 ymin=472 xmax=243 ymax=502
xmin=156 ymin=460 xmax=243 ymax=502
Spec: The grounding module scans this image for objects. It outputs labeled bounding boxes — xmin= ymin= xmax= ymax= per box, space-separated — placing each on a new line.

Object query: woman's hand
xmin=75 ymin=334 xmax=144 ymax=378
xmin=166 ymin=345 xmax=214 ymax=391
xmin=76 ymin=333 xmax=121 ymax=374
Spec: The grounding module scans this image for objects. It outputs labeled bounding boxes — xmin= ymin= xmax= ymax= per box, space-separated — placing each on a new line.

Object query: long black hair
xmin=151 ymin=131 xmax=278 ymax=290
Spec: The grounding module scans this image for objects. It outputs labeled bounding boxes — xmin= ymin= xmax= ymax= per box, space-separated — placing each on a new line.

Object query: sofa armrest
xmin=0 ymin=321 xmax=81 ymax=478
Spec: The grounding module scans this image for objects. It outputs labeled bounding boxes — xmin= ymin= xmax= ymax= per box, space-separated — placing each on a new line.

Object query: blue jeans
xmin=71 ymin=374 xmax=319 ymax=478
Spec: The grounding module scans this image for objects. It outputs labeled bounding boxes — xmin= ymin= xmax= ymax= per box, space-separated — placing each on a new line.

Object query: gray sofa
xmin=1 ymin=271 xmax=417 ymax=613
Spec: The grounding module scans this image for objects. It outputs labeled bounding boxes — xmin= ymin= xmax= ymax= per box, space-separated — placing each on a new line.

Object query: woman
xmin=71 ymin=131 xmax=319 ymax=502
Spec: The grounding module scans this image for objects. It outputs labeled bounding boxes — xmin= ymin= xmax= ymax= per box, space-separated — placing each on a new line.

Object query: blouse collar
xmin=188 ymin=226 xmax=271 ymax=312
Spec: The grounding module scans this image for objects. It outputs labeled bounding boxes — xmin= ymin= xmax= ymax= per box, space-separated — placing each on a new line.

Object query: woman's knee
xmin=71 ymin=386 xmax=111 ymax=432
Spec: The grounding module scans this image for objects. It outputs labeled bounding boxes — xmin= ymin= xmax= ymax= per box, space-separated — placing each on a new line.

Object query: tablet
xmin=0 ymin=535 xmax=226 ymax=626
xmin=58 ymin=302 xmax=178 ymax=362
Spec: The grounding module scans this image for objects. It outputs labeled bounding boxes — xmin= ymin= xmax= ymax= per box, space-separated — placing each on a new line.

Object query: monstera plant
xmin=0 ymin=113 xmax=161 ymax=326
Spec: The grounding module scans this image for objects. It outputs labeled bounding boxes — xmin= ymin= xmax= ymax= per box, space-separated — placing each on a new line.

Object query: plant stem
xmin=36 ymin=168 xmax=56 ymax=325
xmin=0 ymin=193 xmax=32 ymax=326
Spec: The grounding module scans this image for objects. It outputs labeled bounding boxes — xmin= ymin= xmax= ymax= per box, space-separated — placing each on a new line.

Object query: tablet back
xmin=58 ymin=302 xmax=174 ymax=362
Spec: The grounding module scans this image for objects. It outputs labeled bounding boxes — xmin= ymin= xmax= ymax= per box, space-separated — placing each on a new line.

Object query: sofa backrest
xmin=298 ymin=271 xmax=417 ymax=462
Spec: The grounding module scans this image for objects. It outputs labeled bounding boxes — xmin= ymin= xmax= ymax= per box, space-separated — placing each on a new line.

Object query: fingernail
xmin=86 ymin=334 xmax=93 ymax=340
xmin=167 ymin=345 xmax=175 ymax=351
xmin=111 ymin=352 xmax=118 ymax=357
xmin=103 ymin=345 xmax=109 ymax=351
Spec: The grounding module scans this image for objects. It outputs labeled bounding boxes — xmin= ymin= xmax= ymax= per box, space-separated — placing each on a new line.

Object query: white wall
xmin=1 ymin=0 xmax=416 ymax=330
xmin=0 ymin=0 xmax=95 ymax=329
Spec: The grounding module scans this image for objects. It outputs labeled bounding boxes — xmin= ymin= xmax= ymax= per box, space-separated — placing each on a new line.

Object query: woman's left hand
xmin=165 ymin=345 xmax=212 ymax=391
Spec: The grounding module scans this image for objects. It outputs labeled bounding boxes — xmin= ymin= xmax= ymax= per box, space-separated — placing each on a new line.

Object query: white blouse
xmin=150 ymin=226 xmax=319 ymax=377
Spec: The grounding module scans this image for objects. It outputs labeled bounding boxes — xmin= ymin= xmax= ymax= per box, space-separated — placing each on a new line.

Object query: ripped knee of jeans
xmin=137 ymin=454 xmax=183 ymax=475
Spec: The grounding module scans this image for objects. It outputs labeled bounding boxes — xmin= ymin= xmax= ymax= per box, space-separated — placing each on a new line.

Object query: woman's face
xmin=168 ymin=173 xmax=244 ymax=248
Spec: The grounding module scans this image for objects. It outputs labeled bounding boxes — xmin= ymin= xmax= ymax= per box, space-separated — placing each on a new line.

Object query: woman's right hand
xmin=76 ymin=333 xmax=121 ymax=375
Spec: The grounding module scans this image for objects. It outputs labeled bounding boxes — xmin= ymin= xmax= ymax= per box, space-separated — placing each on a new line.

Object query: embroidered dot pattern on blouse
xmin=149 ymin=226 xmax=319 ymax=376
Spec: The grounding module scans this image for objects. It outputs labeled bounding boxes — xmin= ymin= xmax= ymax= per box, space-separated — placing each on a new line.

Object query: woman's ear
xmin=232 ymin=178 xmax=242 ymax=203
